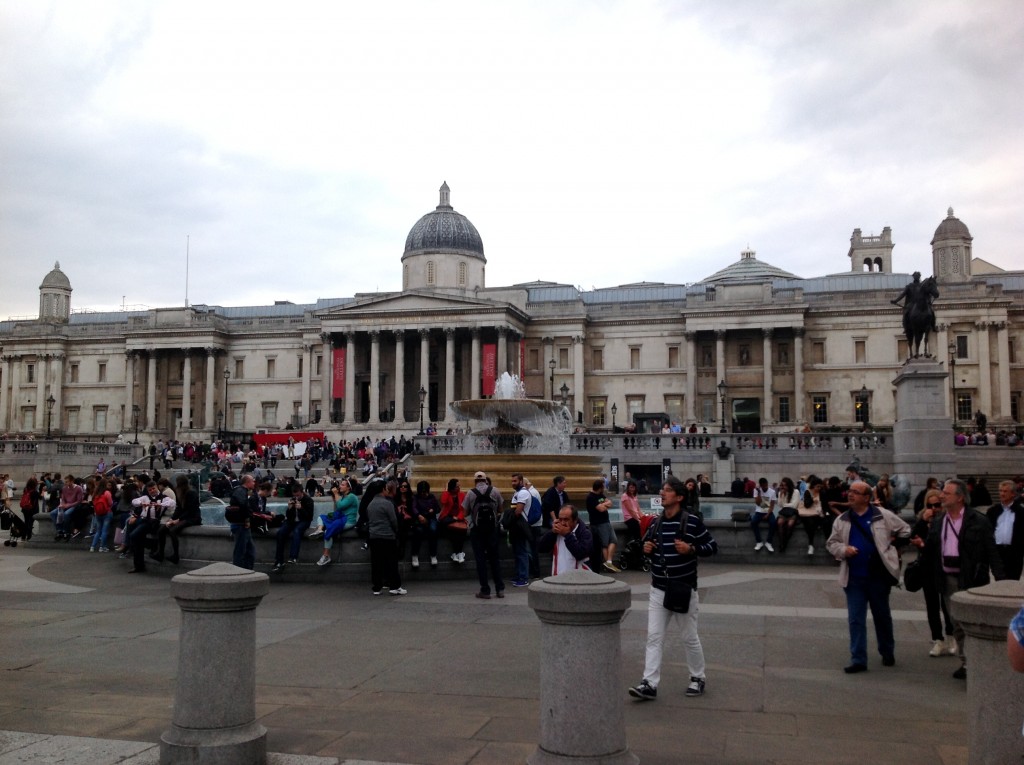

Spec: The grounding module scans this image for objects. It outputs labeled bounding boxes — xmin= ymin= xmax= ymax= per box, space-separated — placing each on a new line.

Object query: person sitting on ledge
xmin=312 ymin=479 xmax=358 ymax=566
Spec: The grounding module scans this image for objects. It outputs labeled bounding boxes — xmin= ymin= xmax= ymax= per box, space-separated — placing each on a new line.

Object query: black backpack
xmin=472 ymin=487 xmax=499 ymax=528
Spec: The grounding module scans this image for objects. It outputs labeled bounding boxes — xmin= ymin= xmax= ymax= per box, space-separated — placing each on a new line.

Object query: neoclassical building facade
xmin=1 ymin=187 xmax=1021 ymax=442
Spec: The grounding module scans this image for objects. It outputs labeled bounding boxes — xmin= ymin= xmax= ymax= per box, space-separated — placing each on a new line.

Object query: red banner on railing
xmin=482 ymin=343 xmax=497 ymax=396
xmin=332 ymin=347 xmax=345 ymax=399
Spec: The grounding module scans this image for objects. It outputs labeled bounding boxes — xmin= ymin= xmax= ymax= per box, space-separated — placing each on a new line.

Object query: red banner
xmin=520 ymin=339 xmax=525 ymax=379
xmin=482 ymin=343 xmax=497 ymax=396
xmin=332 ymin=347 xmax=345 ymax=400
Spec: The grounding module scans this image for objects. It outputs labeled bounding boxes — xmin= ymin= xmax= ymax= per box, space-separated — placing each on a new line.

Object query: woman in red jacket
xmin=439 ymin=478 xmax=467 ymax=563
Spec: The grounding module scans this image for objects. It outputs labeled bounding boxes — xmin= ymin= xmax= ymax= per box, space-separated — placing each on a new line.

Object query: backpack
xmin=526 ymin=494 xmax=543 ymax=525
xmin=471 ymin=487 xmax=499 ymax=528
xmin=19 ymin=491 xmax=33 ymax=511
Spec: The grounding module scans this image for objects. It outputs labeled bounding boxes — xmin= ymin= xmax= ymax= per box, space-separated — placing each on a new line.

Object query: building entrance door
xmin=732 ymin=398 xmax=761 ymax=432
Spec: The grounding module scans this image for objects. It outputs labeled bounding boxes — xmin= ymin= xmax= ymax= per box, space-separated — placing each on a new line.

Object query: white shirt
xmin=995 ymin=506 xmax=1016 ymax=545
xmin=512 ymin=487 xmax=531 ymax=514
xmin=754 ymin=486 xmax=777 ymax=512
xmin=553 ymin=523 xmax=588 ymax=574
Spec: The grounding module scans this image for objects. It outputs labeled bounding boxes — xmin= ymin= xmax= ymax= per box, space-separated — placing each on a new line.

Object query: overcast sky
xmin=2 ymin=0 xmax=1022 ymax=319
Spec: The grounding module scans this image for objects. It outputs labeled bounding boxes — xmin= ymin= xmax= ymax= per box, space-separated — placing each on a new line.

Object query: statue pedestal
xmin=712 ymin=454 xmax=735 ymax=496
xmin=892 ymin=359 xmax=955 ymax=491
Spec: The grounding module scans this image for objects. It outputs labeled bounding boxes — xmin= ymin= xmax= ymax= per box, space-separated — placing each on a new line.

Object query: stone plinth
xmin=949 ymin=579 xmax=1024 ymax=765
xmin=712 ymin=452 xmax=735 ymax=496
xmin=527 ymin=569 xmax=638 ymax=765
xmin=160 ymin=562 xmax=270 ymax=765
xmin=892 ymin=359 xmax=956 ymax=491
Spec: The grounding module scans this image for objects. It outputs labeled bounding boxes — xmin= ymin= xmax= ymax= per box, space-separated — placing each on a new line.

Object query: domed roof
xmin=931 ymin=207 xmax=972 ymax=244
xmin=403 ymin=182 xmax=485 ymax=261
xmin=701 ymin=247 xmax=798 ymax=284
xmin=40 ymin=261 xmax=72 ymax=290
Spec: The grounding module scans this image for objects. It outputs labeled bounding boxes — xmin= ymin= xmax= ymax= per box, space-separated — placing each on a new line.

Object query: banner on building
xmin=520 ymin=339 xmax=525 ymax=379
xmin=332 ymin=347 xmax=345 ymax=400
xmin=482 ymin=343 xmax=497 ymax=396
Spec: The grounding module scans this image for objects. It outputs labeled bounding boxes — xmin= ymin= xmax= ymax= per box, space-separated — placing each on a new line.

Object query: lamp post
xmin=611 ymin=402 xmax=617 ymax=430
xmin=948 ymin=341 xmax=958 ymax=424
xmin=717 ymin=379 xmax=728 ymax=433
xmin=132 ymin=404 xmax=140 ymax=444
xmin=548 ymin=358 xmax=556 ymax=400
xmin=418 ymin=385 xmax=427 ymax=435
xmin=856 ymin=384 xmax=869 ymax=428
xmin=559 ymin=382 xmax=569 ymax=408
xmin=222 ymin=368 xmax=230 ymax=438
xmin=45 ymin=394 xmax=56 ymax=439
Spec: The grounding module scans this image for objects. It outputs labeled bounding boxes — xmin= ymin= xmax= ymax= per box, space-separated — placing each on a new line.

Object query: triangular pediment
xmin=316 ymin=289 xmax=507 ymax=318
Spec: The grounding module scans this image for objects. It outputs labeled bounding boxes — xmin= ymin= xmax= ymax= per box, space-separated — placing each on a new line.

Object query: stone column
xmin=444 ymin=328 xmax=456 ymax=417
xmin=321 ymin=333 xmax=333 ymax=421
xmin=8 ymin=356 xmax=20 ymax=431
xmin=301 ymin=343 xmax=312 ymax=424
xmin=344 ymin=333 xmax=356 ymax=424
xmin=892 ymin=360 xmax=956 ymax=494
xmin=125 ymin=351 xmax=136 ymax=428
xmin=949 ymin=579 xmax=1024 ymax=765
xmin=0 ymin=355 xmax=10 ymax=430
xmin=146 ymin=352 xmax=157 ymax=430
xmin=976 ymin=322 xmax=992 ymax=419
xmin=527 ymin=570 xmax=637 ymax=765
xmin=181 ymin=351 xmax=192 ymax=430
xmin=995 ymin=322 xmax=1011 ymax=421
xmin=160 ymin=563 xmax=270 ymax=765
xmin=36 ymin=354 xmax=47 ymax=433
xmin=419 ymin=329 xmax=430 ymax=417
xmin=497 ymin=326 xmax=508 ymax=377
xmin=715 ymin=329 xmax=726 ymax=389
xmin=793 ymin=328 xmax=805 ymax=423
xmin=51 ymin=353 xmax=65 ymax=432
xmin=393 ymin=330 xmax=405 ymax=423
xmin=471 ymin=328 xmax=481 ymax=400
xmin=683 ymin=331 xmax=696 ymax=424
xmin=204 ymin=349 xmax=216 ymax=430
xmin=369 ymin=331 xmax=380 ymax=425
xmin=573 ymin=335 xmax=585 ymax=420
xmin=762 ymin=328 xmax=773 ymax=425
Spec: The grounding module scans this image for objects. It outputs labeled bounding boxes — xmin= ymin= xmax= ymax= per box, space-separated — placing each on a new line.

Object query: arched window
xmin=863 ymin=258 xmax=873 ymax=272
xmin=427 ymin=261 xmax=436 ymax=285
xmin=458 ymin=261 xmax=467 ymax=287
xmin=874 ymin=257 xmax=883 ymax=272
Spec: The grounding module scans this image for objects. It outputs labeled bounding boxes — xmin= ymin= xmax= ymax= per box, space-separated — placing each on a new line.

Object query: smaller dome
xmin=40 ymin=261 xmax=72 ymax=290
xmin=403 ymin=182 xmax=485 ymax=261
xmin=931 ymin=207 xmax=972 ymax=244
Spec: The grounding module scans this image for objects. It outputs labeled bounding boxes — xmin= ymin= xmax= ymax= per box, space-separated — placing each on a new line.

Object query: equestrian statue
xmin=891 ymin=271 xmax=939 ymax=359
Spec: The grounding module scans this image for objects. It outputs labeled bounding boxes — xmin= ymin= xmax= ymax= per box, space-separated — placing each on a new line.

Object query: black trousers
xmin=369 ymin=538 xmax=401 ymax=591
xmin=129 ymin=519 xmax=159 ymax=570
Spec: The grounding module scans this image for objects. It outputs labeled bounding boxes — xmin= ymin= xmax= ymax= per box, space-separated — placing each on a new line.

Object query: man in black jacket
xmin=537 ymin=504 xmax=592 ymax=574
xmin=986 ymin=480 xmax=1024 ymax=581
xmin=228 ymin=475 xmax=256 ymax=570
xmin=926 ymin=478 xmax=1005 ymax=679
xmin=272 ymin=484 xmax=315 ymax=572
xmin=540 ymin=475 xmax=569 ymax=530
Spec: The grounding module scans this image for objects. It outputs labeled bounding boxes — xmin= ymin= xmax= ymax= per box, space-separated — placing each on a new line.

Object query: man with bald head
xmin=827 ymin=480 xmax=911 ymax=674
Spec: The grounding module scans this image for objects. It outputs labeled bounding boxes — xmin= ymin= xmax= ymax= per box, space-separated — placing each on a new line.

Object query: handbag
xmin=903 ymin=557 xmax=925 ymax=593
xmin=662 ymin=578 xmax=693 ymax=613
xmin=113 ymin=525 xmax=126 ymax=546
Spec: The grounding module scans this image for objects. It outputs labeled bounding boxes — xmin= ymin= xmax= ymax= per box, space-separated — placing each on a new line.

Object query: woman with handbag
xmin=908 ymin=488 xmax=956 ymax=657
xmin=629 ymin=477 xmax=718 ymax=702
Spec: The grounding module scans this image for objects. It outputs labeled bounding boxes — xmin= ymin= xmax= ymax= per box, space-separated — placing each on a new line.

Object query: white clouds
xmin=1 ymin=0 xmax=1022 ymax=318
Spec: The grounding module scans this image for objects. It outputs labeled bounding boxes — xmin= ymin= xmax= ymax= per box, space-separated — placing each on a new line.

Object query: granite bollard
xmin=160 ymin=562 xmax=270 ymax=765
xmin=949 ymin=579 xmax=1024 ymax=765
xmin=527 ymin=569 xmax=638 ymax=765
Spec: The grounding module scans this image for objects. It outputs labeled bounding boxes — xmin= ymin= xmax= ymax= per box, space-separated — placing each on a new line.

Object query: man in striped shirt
xmin=629 ymin=476 xmax=718 ymax=701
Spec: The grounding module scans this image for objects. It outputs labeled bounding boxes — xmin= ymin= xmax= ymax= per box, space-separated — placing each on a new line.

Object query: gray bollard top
xmin=169 ymin=562 xmax=270 ymax=612
xmin=528 ymin=569 xmax=633 ymax=626
xmin=949 ymin=578 xmax=1024 ymax=641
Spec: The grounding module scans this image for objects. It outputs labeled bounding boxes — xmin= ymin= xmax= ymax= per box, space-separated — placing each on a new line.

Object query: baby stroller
xmin=1 ymin=506 xmax=27 ymax=547
xmin=615 ymin=513 xmax=657 ymax=572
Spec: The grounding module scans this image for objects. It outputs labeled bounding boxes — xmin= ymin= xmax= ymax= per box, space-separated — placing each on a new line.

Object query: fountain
xmin=447 ymin=373 xmax=573 ymax=454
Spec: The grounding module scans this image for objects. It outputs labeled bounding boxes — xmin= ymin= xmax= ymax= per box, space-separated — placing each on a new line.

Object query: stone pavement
xmin=0 ymin=547 xmax=972 ymax=765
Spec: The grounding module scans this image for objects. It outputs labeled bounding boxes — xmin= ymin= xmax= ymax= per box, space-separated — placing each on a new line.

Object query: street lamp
xmin=45 ymin=394 xmax=56 ymax=439
xmin=948 ymin=341 xmax=958 ymax=424
xmin=222 ymin=368 xmax=230 ymax=438
xmin=717 ymin=379 xmax=728 ymax=433
xmin=856 ymin=385 xmax=869 ymax=427
xmin=418 ymin=385 xmax=427 ymax=435
xmin=559 ymin=382 xmax=569 ymax=408
xmin=132 ymin=404 xmax=140 ymax=444
xmin=611 ymin=402 xmax=617 ymax=430
xmin=548 ymin=358 xmax=556 ymax=400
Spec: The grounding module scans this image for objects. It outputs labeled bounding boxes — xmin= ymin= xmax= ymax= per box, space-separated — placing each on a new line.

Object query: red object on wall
xmin=482 ymin=343 xmax=497 ymax=396
xmin=520 ymin=339 xmax=525 ymax=379
xmin=332 ymin=347 xmax=345 ymax=400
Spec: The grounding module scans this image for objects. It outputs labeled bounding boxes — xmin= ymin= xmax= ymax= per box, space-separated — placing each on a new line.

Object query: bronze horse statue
xmin=891 ymin=272 xmax=939 ymax=359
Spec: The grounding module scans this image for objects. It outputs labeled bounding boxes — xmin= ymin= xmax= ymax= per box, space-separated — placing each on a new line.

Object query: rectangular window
xmin=812 ymin=395 xmax=829 ymax=424
xmin=955 ymin=393 xmax=973 ymax=423
xmin=590 ymin=397 xmax=606 ymax=426
xmin=23 ymin=408 xmax=35 ymax=431
xmin=738 ymin=344 xmax=751 ymax=366
xmin=558 ymin=347 xmax=569 ymax=368
xmin=230 ymin=404 xmax=245 ymax=431
xmin=528 ymin=348 xmax=540 ymax=371
xmin=98 ymin=362 xmax=107 ymax=383
xmin=956 ymin=335 xmax=968 ymax=359
xmin=778 ymin=396 xmax=791 ymax=423
xmin=811 ymin=341 xmax=825 ymax=365
xmin=261 ymin=402 xmax=278 ymax=426
xmin=297 ymin=356 xmax=303 ymax=378
xmin=234 ymin=359 xmax=244 ymax=379
xmin=26 ymin=364 xmax=35 ymax=384
xmin=93 ymin=406 xmax=108 ymax=432
xmin=267 ymin=358 xmax=276 ymax=379
xmin=69 ymin=363 xmax=79 ymax=383
xmin=592 ymin=348 xmax=604 ymax=371
xmin=315 ymin=355 xmax=322 ymax=375
xmin=667 ymin=346 xmax=679 ymax=369
xmin=854 ymin=340 xmax=866 ymax=364
xmin=67 ymin=408 xmax=79 ymax=432
xmin=777 ymin=343 xmax=790 ymax=366
xmin=700 ymin=345 xmax=713 ymax=367
xmin=855 ymin=395 xmax=869 ymax=424
xmin=629 ymin=347 xmax=641 ymax=370
xmin=700 ymin=398 xmax=715 ymax=422
xmin=664 ymin=395 xmax=683 ymax=424
xmin=1011 ymin=392 xmax=1019 ymax=423
xmin=626 ymin=395 xmax=644 ymax=422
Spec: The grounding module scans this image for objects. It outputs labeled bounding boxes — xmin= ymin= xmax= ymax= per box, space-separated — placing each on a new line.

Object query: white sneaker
xmin=754 ymin=542 xmax=764 ymax=551
xmin=458 ymin=552 xmax=466 ymax=563
xmin=929 ymin=639 xmax=945 ymax=657
xmin=430 ymin=556 xmax=438 ymax=567
xmin=411 ymin=556 xmax=420 ymax=569
xmin=450 ymin=552 xmax=459 ymax=562
xmin=807 ymin=545 xmax=814 ymax=556
xmin=316 ymin=554 xmax=331 ymax=567
xmin=765 ymin=543 xmax=775 ymax=553
xmin=308 ymin=528 xmax=324 ymax=539
xmin=946 ymin=637 xmax=958 ymax=656
xmin=389 ymin=587 xmax=408 ymax=596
